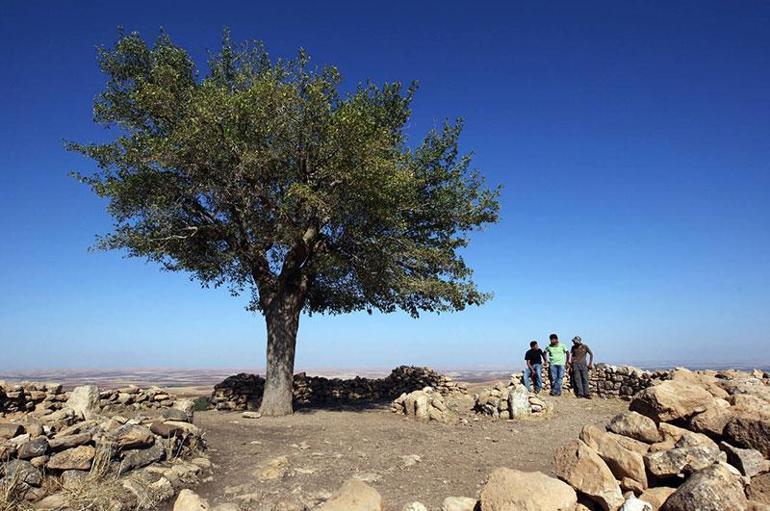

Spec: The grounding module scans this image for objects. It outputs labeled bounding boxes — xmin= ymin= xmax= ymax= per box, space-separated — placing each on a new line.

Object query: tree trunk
xmin=258 ymin=295 xmax=301 ymax=416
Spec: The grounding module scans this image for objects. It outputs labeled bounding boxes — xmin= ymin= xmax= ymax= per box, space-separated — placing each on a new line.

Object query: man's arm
xmin=587 ymin=345 xmax=594 ymax=369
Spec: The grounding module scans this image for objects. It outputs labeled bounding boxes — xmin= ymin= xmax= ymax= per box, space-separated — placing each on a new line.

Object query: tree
xmin=70 ymin=30 xmax=501 ymax=416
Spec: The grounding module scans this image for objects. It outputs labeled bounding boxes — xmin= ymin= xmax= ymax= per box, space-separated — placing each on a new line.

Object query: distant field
xmin=0 ymin=367 xmax=516 ymax=389
xmin=1 ymin=364 xmax=765 ymax=389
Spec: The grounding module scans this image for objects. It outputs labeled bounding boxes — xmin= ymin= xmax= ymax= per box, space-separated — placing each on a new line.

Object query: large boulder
xmin=479 ymin=467 xmax=577 ymax=510
xmin=630 ymin=381 xmax=715 ymax=422
xmin=317 ymin=479 xmax=383 ymax=511
xmin=580 ymin=425 xmax=648 ymax=491
xmin=554 ymin=440 xmax=624 ymax=511
xmin=608 ymin=412 xmax=661 ymax=443
xmin=66 ymin=385 xmax=100 ymax=419
xmin=644 ymin=444 xmax=722 ymax=478
xmin=662 ymin=463 xmax=748 ymax=511
xmin=721 ymin=441 xmax=770 ymax=477
xmin=690 ymin=405 xmax=734 ymax=436
xmin=725 ymin=416 xmax=770 ymax=457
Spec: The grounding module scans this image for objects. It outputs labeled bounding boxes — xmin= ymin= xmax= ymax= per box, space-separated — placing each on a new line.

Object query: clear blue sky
xmin=2 ymin=1 xmax=769 ymax=371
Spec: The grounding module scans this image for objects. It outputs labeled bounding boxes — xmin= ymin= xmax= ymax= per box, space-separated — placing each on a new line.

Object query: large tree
xmin=71 ymin=31 xmax=501 ymax=415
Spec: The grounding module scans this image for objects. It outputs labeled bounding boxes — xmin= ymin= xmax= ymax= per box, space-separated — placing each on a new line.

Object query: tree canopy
xmin=71 ymin=30 xmax=501 ymax=320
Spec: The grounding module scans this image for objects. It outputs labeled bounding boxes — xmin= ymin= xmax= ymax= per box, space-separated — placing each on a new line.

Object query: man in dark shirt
xmin=523 ymin=340 xmax=545 ymax=393
xmin=570 ymin=336 xmax=594 ymax=398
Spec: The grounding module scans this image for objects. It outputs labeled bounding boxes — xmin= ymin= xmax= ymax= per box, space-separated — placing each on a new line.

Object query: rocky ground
xmin=191 ymin=388 xmax=627 ymax=511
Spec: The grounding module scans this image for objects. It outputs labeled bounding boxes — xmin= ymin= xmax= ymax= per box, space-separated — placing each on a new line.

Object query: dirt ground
xmin=191 ymin=385 xmax=628 ymax=511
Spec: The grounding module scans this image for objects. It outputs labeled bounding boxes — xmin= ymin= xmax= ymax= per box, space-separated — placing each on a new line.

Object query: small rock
xmin=317 ymin=479 xmax=382 ymax=511
xmin=441 ymin=496 xmax=478 ymax=511
xmin=174 ymin=489 xmax=209 ymax=511
xmin=242 ymin=412 xmax=261 ymax=419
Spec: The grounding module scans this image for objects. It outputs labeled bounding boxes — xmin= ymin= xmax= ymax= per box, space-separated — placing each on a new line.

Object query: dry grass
xmin=0 ymin=467 xmax=34 ymax=511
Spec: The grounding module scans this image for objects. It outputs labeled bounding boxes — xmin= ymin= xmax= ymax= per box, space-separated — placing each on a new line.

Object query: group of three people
xmin=522 ymin=334 xmax=594 ymax=398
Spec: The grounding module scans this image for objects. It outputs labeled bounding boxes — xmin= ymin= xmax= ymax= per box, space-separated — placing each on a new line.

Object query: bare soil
xmin=192 ymin=385 xmax=628 ymax=511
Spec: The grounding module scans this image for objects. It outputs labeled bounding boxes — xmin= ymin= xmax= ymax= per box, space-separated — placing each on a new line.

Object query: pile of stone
xmin=391 ymin=387 xmax=454 ymax=422
xmin=546 ymin=367 xmax=770 ymax=510
xmin=0 ymin=385 xmax=209 ymax=510
xmin=473 ymin=380 xmax=553 ymax=419
xmin=210 ymin=366 xmax=468 ymax=411
xmin=0 ymin=381 xmax=67 ymax=414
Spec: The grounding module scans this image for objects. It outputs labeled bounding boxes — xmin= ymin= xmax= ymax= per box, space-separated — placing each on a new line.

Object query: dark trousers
xmin=573 ymin=362 xmax=590 ymax=397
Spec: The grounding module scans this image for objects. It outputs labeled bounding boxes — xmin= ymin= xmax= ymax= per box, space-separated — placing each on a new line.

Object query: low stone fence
xmin=0 ymin=382 xmax=182 ymax=416
xmin=210 ymin=365 xmax=468 ymax=411
xmin=511 ymin=363 xmax=667 ymax=399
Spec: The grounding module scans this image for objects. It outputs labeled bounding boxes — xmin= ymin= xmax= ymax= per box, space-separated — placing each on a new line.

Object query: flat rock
xmin=480 ymin=467 xmax=577 ymax=510
xmin=111 ymin=424 xmax=155 ymax=449
xmin=554 ymin=440 xmax=624 ymax=511
xmin=317 ymin=479 xmax=383 ymax=511
xmin=48 ymin=432 xmax=92 ymax=451
xmin=441 ymin=496 xmax=478 ymax=511
xmin=174 ymin=489 xmax=209 ymax=511
xmin=150 ymin=421 xmax=183 ymax=438
xmin=162 ymin=408 xmax=191 ymax=422
xmin=47 ymin=444 xmax=95 ymax=470
xmin=662 ymin=463 xmax=748 ymax=511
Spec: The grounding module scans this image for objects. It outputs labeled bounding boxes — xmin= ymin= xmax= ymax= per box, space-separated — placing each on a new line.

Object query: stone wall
xmin=512 ymin=363 xmax=666 ymax=399
xmin=0 ymin=382 xmax=67 ymax=414
xmin=0 ymin=382 xmax=182 ymax=417
xmin=210 ymin=366 xmax=468 ymax=411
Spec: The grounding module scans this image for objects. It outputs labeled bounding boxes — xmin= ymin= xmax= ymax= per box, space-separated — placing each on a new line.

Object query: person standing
xmin=523 ymin=340 xmax=545 ymax=393
xmin=570 ymin=336 xmax=594 ymax=398
xmin=544 ymin=334 xmax=569 ymax=396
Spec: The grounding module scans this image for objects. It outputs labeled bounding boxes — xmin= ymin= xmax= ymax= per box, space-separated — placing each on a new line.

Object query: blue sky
xmin=1 ymin=1 xmax=769 ymax=371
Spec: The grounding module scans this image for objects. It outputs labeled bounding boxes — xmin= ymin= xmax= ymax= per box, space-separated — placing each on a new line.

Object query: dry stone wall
xmin=511 ymin=363 xmax=665 ymax=400
xmin=0 ymin=381 xmax=184 ymax=416
xmin=210 ymin=366 xmax=468 ymax=411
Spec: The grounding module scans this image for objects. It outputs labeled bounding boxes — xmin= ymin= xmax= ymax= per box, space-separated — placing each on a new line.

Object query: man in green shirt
xmin=544 ymin=333 xmax=569 ymax=396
